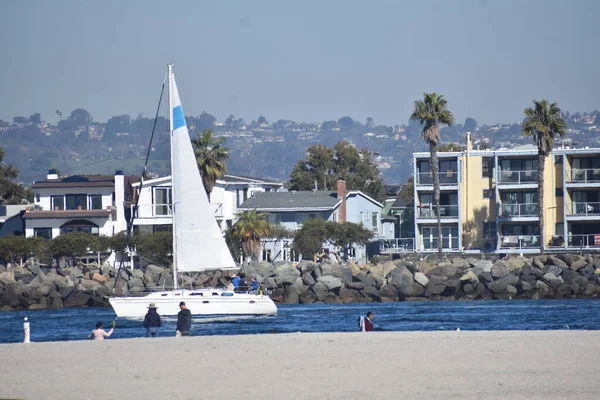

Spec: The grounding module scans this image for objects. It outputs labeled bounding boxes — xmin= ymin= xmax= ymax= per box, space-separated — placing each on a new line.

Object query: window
xmin=66 ymin=194 xmax=87 ymax=210
xmin=482 ymin=157 xmax=493 ymax=177
xmin=554 ymin=155 xmax=563 ymax=164
xmin=153 ymin=225 xmax=173 ymax=233
xmin=267 ymin=213 xmax=281 ymax=226
xmin=483 ymin=189 xmax=493 ymax=199
xmin=555 ymin=188 xmax=563 ymax=197
xmin=35 ymin=193 xmax=40 ymax=202
xmin=34 ymin=227 xmax=52 ymax=240
xmin=51 ymin=196 xmax=64 ymax=210
xmin=89 ymin=195 xmax=102 ymax=210
xmin=555 ymin=223 xmax=564 ymax=236
xmin=296 ymin=212 xmax=322 ymax=227
xmin=60 ymin=220 xmax=99 ymax=235
xmin=154 ymin=187 xmax=172 ymax=216
xmin=371 ymin=212 xmax=378 ymax=227
xmin=482 ymin=222 xmax=496 ymax=237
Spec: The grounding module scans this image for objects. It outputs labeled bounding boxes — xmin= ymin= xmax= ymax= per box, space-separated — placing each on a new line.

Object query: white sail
xmin=169 ymin=66 xmax=237 ymax=272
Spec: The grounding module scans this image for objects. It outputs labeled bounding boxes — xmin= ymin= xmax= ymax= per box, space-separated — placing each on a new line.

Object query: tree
xmin=191 ymin=129 xmax=229 ymax=198
xmin=232 ymin=210 xmax=270 ymax=261
xmin=522 ymin=99 xmax=566 ymax=254
xmin=325 ymin=222 xmax=373 ymax=260
xmin=289 ymin=141 xmax=385 ymax=202
xmin=366 ymin=117 xmax=374 ymax=130
xmin=13 ymin=116 xmax=28 ymax=124
xmin=338 ymin=116 xmax=355 ymax=129
xmin=257 ymin=115 xmax=268 ymax=125
xmin=104 ymin=114 xmax=131 ymax=141
xmin=464 ymin=117 xmax=478 ymax=132
xmin=399 ymin=177 xmax=414 ymax=204
xmin=135 ymin=231 xmax=173 ymax=266
xmin=55 ymin=109 xmax=62 ymax=123
xmin=437 ymin=143 xmax=465 ymax=152
xmin=0 ymin=147 xmax=30 ymax=205
xmin=48 ymin=232 xmax=99 ymax=266
xmin=292 ymin=219 xmax=328 ymax=260
xmin=29 ymin=113 xmax=42 ymax=124
xmin=410 ymin=93 xmax=455 ymax=259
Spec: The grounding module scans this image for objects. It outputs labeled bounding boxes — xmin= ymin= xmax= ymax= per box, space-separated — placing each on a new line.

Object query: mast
xmin=168 ymin=64 xmax=179 ymax=290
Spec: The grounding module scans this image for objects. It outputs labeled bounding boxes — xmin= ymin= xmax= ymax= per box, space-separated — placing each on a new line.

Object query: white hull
xmin=109 ymin=288 xmax=277 ymax=318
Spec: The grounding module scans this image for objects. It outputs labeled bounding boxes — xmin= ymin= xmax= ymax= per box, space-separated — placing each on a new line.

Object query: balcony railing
xmin=133 ymin=203 xmax=224 ymax=218
xmin=420 ymin=235 xmax=459 ymax=251
xmin=567 ymin=233 xmax=600 ymax=248
xmin=568 ymin=202 xmax=600 ymax=216
xmin=569 ymin=168 xmax=600 ymax=183
xmin=417 ymin=204 xmax=459 ymax=218
xmin=500 ymin=203 xmax=538 ymax=218
xmin=499 ymin=235 xmax=540 ymax=249
xmin=416 ymin=171 xmax=458 ymax=185
xmin=497 ymin=170 xmax=538 ymax=184
xmin=379 ymin=238 xmax=415 ymax=253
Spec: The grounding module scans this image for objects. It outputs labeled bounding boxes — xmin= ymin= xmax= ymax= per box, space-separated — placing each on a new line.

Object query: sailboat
xmin=109 ymin=65 xmax=277 ymax=318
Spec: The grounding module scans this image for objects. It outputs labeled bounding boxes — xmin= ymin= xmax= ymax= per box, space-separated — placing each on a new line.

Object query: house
xmin=238 ymin=180 xmax=384 ymax=263
xmin=407 ymin=133 xmax=600 ymax=254
xmin=24 ymin=170 xmax=139 ymax=240
xmin=0 ymin=205 xmax=29 ymax=237
xmin=132 ymin=174 xmax=283 ymax=233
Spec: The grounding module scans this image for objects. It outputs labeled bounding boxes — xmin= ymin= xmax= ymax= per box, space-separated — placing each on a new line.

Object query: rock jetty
xmin=1 ymin=253 xmax=599 ymax=310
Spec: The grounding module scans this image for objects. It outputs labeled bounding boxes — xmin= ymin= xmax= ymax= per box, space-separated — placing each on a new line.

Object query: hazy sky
xmin=1 ymin=0 xmax=598 ymax=126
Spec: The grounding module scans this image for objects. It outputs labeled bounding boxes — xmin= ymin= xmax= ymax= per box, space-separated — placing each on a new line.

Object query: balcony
xmin=379 ymin=238 xmax=415 ymax=254
xmin=567 ymin=202 xmax=600 ymax=216
xmin=499 ymin=235 xmax=540 ymax=249
xmin=416 ymin=171 xmax=458 ymax=185
xmin=567 ymin=233 xmax=600 ymax=248
xmin=500 ymin=203 xmax=538 ymax=218
xmin=569 ymin=169 xmax=600 ymax=184
xmin=497 ymin=170 xmax=538 ymax=185
xmin=420 ymin=235 xmax=460 ymax=251
xmin=417 ymin=204 xmax=459 ymax=219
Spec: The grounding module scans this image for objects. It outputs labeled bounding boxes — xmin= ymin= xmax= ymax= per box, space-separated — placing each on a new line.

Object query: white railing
xmin=570 ymin=168 xmax=600 ymax=183
xmin=133 ymin=202 xmax=224 ymax=218
xmin=500 ymin=203 xmax=538 ymax=217
xmin=567 ymin=234 xmax=600 ymax=248
xmin=416 ymin=171 xmax=458 ymax=185
xmin=379 ymin=238 xmax=415 ymax=253
xmin=420 ymin=235 xmax=459 ymax=251
xmin=568 ymin=202 xmax=600 ymax=216
xmin=497 ymin=169 xmax=538 ymax=184
xmin=417 ymin=204 xmax=459 ymax=218
xmin=499 ymin=235 xmax=540 ymax=249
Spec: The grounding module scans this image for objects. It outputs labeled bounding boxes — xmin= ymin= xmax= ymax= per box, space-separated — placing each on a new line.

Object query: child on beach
xmin=88 ymin=321 xmax=115 ymax=340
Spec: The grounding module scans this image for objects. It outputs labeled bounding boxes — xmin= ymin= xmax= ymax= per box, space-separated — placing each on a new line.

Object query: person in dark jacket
xmin=144 ymin=303 xmax=161 ymax=337
xmin=176 ymin=301 xmax=192 ymax=336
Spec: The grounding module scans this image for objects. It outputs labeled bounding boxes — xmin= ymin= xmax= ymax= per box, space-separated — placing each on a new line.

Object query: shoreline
xmin=1 ymin=330 xmax=599 ymax=399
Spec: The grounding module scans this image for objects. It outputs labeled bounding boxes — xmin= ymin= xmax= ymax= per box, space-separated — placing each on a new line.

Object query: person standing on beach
xmin=144 ymin=303 xmax=161 ymax=337
xmin=176 ymin=301 xmax=192 ymax=336
xmin=89 ymin=321 xmax=114 ymax=340
xmin=359 ymin=312 xmax=374 ymax=332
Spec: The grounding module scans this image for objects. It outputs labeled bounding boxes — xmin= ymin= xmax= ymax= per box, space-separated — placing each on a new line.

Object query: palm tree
xmin=522 ymin=100 xmax=566 ymax=254
xmin=232 ymin=210 xmax=270 ymax=261
xmin=410 ymin=93 xmax=455 ymax=259
xmin=191 ymin=129 xmax=229 ymax=199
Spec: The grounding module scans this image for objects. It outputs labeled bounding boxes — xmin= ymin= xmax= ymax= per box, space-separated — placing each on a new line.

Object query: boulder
xmin=158 ymin=273 xmax=174 ymax=289
xmin=270 ymin=288 xmax=285 ymax=303
xmin=63 ymin=293 xmax=90 ymax=307
xmin=27 ymin=263 xmax=42 ymax=276
xmin=519 ymin=281 xmax=532 ymax=292
xmin=347 ymin=282 xmax=366 ymax=290
xmin=93 ymin=285 xmax=113 ymax=298
xmin=547 ymin=256 xmax=568 ymax=269
xmin=79 ymin=278 xmax=100 ymax=290
xmin=544 ymin=265 xmax=563 ymax=277
xmin=469 ymin=259 xmax=493 ymax=273
xmin=459 ymin=270 xmax=479 ymax=286
xmin=491 ymin=262 xmax=509 ymax=278
xmin=414 ymin=272 xmax=429 ymax=287
xmin=427 ymin=276 xmax=447 ymax=296
xmin=361 ymin=286 xmax=382 ymax=302
xmin=92 ymin=272 xmax=108 ymax=283
xmin=292 ymin=277 xmax=309 ymax=296
xmin=338 ymin=287 xmax=358 ymax=303
xmin=451 ymin=258 xmax=470 ymax=269
xmin=0 ymin=270 xmax=16 ymax=286
xmin=417 ymin=261 xmax=435 ymax=276
xmin=502 ymin=274 xmax=520 ymax=286
xmin=88 ymin=295 xmax=108 ymax=307
xmin=479 ymin=272 xmax=494 ymax=283
xmin=532 ymin=257 xmax=546 ymax=271
xmin=65 ymin=267 xmax=83 ymax=279
xmin=320 ymin=262 xmax=343 ymax=278
xmin=131 ymin=269 xmax=144 ymax=280
xmin=562 ymin=269 xmax=576 ymax=284
xmin=340 ymin=266 xmax=353 ymax=284
xmin=584 ymin=284 xmax=599 ymax=296
xmin=355 ymin=272 xmax=376 ymax=288
xmin=378 ymin=285 xmax=400 ymax=302
xmin=301 ymin=271 xmax=316 ymax=286
xmin=487 ymin=280 xmax=508 ymax=293
xmin=346 ymin=260 xmax=362 ymax=276
xmin=535 ymin=280 xmax=550 ymax=292
xmin=128 ymin=277 xmax=145 ymax=289
xmin=1 ymin=285 xmax=20 ymax=307
xmin=323 ymin=293 xmax=342 ymax=304
xmin=283 ymin=285 xmax=300 ymax=304
xmin=569 ymin=259 xmax=588 ymax=272
xmin=443 ymin=279 xmax=461 ymax=296
xmin=274 ymin=264 xmax=300 ymax=285
xmin=506 ymin=284 xmax=518 ymax=297
xmin=310 ymin=282 xmax=329 ymax=301
xmin=429 ymin=265 xmax=459 ymax=279
xmin=387 ymin=266 xmax=414 ymax=297
xmin=59 ymin=286 xmax=74 ymax=299
xmin=557 ymin=254 xmax=577 ymax=266
xmin=299 ymin=292 xmax=316 ymax=304
xmin=317 ymin=275 xmax=343 ymax=291
xmin=411 ymin=282 xmax=425 ymax=297
xmin=463 ymin=283 xmax=475 ymax=294
xmin=505 ymin=257 xmax=527 ymax=272
xmin=542 ymin=273 xmax=563 ymax=289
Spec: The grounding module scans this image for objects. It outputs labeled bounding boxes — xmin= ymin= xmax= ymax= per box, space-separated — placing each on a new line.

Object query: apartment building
xmin=412 ymin=136 xmax=600 ymax=253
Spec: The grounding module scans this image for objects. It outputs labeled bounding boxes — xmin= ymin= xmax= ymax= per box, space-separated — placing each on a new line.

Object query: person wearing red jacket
xmin=364 ymin=312 xmax=374 ymax=331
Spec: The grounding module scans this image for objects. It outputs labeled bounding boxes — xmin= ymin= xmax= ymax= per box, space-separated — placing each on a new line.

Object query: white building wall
xmin=25 ymin=217 xmax=112 ymax=239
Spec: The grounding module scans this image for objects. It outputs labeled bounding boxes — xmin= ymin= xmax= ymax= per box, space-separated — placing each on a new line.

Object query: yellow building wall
xmin=542 ymin=156 xmax=560 ymax=243
xmin=461 ymin=154 xmax=495 ymax=250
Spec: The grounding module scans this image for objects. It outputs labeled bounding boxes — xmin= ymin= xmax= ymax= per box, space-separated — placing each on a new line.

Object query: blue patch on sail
xmin=172 ymin=106 xmax=186 ymax=130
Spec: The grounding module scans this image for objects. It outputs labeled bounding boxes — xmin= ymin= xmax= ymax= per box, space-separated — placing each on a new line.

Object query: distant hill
xmin=1 ymin=109 xmax=599 ymax=187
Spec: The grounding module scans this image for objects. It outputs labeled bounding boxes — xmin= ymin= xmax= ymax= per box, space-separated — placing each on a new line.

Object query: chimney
xmin=466 ymin=132 xmax=473 ymax=152
xmin=337 ymin=179 xmax=346 ymax=224
xmin=47 ymin=169 xmax=59 ymax=180
xmin=114 ymin=170 xmax=126 ymax=233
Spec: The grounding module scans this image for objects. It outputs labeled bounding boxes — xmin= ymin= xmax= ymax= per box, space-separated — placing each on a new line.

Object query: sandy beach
xmin=1 ymin=330 xmax=599 ymax=400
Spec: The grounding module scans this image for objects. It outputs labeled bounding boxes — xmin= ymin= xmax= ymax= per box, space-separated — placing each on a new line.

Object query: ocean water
xmin=1 ymin=299 xmax=599 ymax=344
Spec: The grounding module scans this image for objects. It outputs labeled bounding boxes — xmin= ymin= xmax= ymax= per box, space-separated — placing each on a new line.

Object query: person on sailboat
xmin=89 ymin=321 xmax=114 ymax=340
xmin=231 ymin=274 xmax=241 ymax=291
xmin=176 ymin=302 xmax=192 ymax=336
xmin=250 ymin=277 xmax=259 ymax=293
xmin=144 ymin=303 xmax=162 ymax=337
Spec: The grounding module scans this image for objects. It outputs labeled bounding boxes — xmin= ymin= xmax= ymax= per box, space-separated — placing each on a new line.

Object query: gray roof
xmin=218 ymin=174 xmax=282 ymax=185
xmin=239 ymin=191 xmax=340 ymax=211
xmin=391 ymin=196 xmax=412 ymax=208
